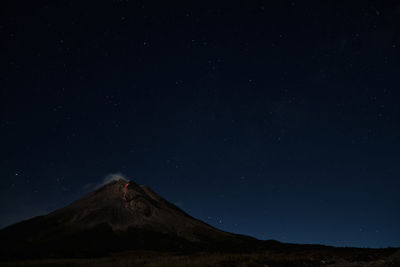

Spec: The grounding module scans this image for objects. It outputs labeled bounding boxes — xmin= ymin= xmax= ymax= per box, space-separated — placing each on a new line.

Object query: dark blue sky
xmin=1 ymin=0 xmax=399 ymax=248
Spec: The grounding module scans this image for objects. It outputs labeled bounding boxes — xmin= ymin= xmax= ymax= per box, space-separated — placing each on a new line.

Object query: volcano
xmin=1 ymin=179 xmax=399 ymax=265
xmin=0 ymin=179 xmax=257 ymax=259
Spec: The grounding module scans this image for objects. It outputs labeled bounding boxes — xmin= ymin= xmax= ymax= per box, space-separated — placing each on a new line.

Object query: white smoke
xmin=83 ymin=172 xmax=129 ymax=191
xmin=102 ymin=173 xmax=128 ymax=185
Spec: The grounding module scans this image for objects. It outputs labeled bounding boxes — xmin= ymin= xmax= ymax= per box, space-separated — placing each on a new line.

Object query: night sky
xmin=1 ymin=1 xmax=399 ymax=248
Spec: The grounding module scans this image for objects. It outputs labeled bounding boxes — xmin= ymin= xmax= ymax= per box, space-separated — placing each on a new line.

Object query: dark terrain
xmin=0 ymin=179 xmax=398 ymax=266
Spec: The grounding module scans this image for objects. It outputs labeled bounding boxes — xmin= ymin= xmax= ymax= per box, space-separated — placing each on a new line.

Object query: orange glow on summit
xmin=122 ymin=182 xmax=130 ymax=207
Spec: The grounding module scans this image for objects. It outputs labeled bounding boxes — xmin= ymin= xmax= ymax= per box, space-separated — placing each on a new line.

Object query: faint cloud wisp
xmin=83 ymin=172 xmax=129 ymax=191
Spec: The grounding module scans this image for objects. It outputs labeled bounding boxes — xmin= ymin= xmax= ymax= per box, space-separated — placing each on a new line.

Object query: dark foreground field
xmin=2 ymin=248 xmax=399 ymax=267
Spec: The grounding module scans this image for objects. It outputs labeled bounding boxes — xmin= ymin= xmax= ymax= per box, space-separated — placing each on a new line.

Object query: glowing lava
xmin=122 ymin=182 xmax=130 ymax=208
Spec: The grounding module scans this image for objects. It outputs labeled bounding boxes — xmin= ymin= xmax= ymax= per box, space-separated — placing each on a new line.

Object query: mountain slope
xmin=0 ymin=179 xmax=258 ymax=259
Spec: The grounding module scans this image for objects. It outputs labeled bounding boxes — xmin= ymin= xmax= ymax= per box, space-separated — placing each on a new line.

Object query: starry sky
xmin=1 ymin=1 xmax=399 ymax=248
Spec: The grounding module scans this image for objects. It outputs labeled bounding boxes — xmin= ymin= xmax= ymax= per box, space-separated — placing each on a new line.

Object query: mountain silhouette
xmin=0 ymin=179 xmax=258 ymax=259
xmin=1 ymin=179 xmax=399 ymax=265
